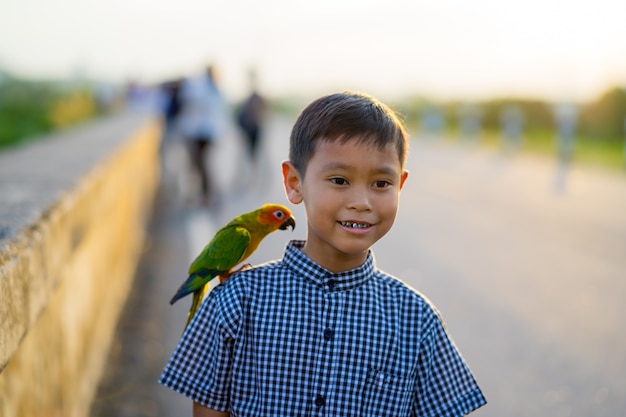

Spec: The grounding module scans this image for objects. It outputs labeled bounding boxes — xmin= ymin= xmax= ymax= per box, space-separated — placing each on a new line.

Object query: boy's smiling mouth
xmin=339 ymin=221 xmax=372 ymax=229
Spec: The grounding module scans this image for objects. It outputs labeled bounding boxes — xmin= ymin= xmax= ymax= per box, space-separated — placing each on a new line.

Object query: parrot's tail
xmin=185 ymin=283 xmax=211 ymax=329
xmin=169 ymin=268 xmax=222 ymax=305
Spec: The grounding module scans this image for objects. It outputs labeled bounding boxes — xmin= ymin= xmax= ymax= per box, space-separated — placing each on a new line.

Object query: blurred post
xmin=623 ymin=116 xmax=626 ymax=168
xmin=420 ymin=105 xmax=445 ymax=140
xmin=458 ymin=103 xmax=482 ymax=143
xmin=553 ymin=102 xmax=578 ymax=191
xmin=499 ymin=104 xmax=525 ymax=153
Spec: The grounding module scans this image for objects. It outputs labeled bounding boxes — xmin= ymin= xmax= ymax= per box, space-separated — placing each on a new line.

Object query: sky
xmin=1 ymin=0 xmax=625 ymax=103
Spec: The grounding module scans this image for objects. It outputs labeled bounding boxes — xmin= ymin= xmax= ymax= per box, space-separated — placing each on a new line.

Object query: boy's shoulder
xmin=237 ymin=258 xmax=287 ymax=277
xmin=223 ymin=259 xmax=291 ymax=287
xmin=371 ymin=270 xmax=446 ymax=332
xmin=372 ymin=268 xmax=436 ymax=307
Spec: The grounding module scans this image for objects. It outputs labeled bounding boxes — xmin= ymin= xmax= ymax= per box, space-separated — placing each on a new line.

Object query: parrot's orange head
xmin=258 ymin=204 xmax=296 ymax=231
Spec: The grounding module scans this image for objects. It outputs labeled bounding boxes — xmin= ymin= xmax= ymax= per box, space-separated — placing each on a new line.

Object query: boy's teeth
xmin=341 ymin=221 xmax=368 ymax=228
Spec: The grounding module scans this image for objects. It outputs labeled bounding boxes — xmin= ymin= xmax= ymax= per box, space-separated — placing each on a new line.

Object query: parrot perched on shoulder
xmin=170 ymin=203 xmax=296 ymax=328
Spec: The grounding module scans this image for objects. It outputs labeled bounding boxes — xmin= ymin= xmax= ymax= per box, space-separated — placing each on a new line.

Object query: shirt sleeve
xmin=159 ymin=279 xmax=245 ymax=411
xmin=413 ymin=308 xmax=487 ymax=416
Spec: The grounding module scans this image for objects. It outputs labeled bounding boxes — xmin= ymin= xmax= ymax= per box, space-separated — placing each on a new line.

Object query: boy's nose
xmin=347 ymin=187 xmax=372 ymax=211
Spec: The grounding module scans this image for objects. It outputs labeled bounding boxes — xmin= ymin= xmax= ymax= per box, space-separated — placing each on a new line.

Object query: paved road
xmin=93 ymin=116 xmax=626 ymax=417
xmin=384 ymin=139 xmax=626 ymax=417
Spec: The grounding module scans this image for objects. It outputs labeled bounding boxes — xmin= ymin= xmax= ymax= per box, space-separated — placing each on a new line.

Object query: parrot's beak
xmin=279 ymin=216 xmax=296 ymax=231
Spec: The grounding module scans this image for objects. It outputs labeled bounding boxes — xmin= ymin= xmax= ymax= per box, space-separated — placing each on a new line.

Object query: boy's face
xmin=282 ymin=137 xmax=408 ymax=273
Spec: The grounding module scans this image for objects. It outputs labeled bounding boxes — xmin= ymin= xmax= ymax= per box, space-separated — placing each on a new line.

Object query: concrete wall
xmin=0 ymin=112 xmax=161 ymax=417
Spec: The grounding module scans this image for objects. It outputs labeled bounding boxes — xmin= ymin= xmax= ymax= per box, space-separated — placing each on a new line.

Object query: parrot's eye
xmin=274 ymin=210 xmax=284 ymax=219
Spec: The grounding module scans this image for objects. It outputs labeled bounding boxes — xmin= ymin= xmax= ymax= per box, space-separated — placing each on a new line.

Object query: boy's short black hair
xmin=289 ymin=91 xmax=408 ymax=176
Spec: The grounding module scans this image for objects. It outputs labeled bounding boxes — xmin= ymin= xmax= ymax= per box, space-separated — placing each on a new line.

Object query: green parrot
xmin=170 ymin=203 xmax=296 ymax=328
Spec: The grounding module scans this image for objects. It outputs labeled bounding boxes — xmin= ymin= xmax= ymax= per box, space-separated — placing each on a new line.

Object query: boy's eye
xmin=330 ymin=177 xmax=348 ymax=185
xmin=373 ymin=180 xmax=391 ymax=188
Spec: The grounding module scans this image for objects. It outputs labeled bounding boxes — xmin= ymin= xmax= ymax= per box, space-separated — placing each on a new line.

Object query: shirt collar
xmin=283 ymin=240 xmax=375 ymax=292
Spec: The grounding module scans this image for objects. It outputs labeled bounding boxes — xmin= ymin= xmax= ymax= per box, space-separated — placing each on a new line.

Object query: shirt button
xmin=327 ymin=279 xmax=336 ymax=289
xmin=324 ymin=328 xmax=334 ymax=340
xmin=315 ymin=395 xmax=325 ymax=407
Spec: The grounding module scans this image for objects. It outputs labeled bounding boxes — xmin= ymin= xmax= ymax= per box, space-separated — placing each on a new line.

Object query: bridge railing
xmin=0 ymin=110 xmax=161 ymax=417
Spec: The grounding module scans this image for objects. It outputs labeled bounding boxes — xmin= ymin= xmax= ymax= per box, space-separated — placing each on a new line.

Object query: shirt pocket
xmin=360 ymin=369 xmax=416 ymax=417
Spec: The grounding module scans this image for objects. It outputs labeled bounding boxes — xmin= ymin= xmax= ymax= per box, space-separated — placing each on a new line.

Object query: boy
xmin=160 ymin=91 xmax=487 ymax=416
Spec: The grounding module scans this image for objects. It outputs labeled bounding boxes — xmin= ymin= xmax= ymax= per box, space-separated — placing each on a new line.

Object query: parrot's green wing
xmin=189 ymin=223 xmax=251 ymax=273
xmin=169 ymin=224 xmax=251 ymax=305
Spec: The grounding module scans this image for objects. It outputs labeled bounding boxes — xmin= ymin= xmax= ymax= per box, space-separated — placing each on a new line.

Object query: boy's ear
xmin=282 ymin=161 xmax=303 ymax=204
xmin=400 ymin=170 xmax=409 ymax=190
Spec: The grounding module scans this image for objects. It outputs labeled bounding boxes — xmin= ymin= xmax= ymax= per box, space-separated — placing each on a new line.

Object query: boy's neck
xmin=300 ymin=242 xmax=369 ymax=274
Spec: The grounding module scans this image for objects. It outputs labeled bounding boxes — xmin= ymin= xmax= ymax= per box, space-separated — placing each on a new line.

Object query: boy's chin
xmin=332 ymin=241 xmax=375 ymax=258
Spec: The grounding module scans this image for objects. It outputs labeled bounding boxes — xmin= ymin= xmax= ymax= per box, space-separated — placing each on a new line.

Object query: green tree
xmin=580 ymin=87 xmax=626 ymax=141
xmin=0 ymin=79 xmax=57 ymax=147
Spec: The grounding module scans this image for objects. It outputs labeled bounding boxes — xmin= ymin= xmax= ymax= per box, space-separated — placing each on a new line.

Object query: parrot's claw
xmin=218 ymin=264 xmax=253 ymax=285
xmin=236 ymin=263 xmax=253 ymax=272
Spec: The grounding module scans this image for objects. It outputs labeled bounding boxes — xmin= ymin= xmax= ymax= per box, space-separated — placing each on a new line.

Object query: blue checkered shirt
xmin=160 ymin=240 xmax=486 ymax=416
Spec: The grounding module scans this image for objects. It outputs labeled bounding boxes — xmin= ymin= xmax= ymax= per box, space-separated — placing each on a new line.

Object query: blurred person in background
xmin=178 ymin=65 xmax=230 ymax=207
xmin=158 ymin=77 xmax=184 ymax=152
xmin=156 ymin=77 xmax=186 ymax=196
xmin=236 ymin=67 xmax=268 ymax=182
